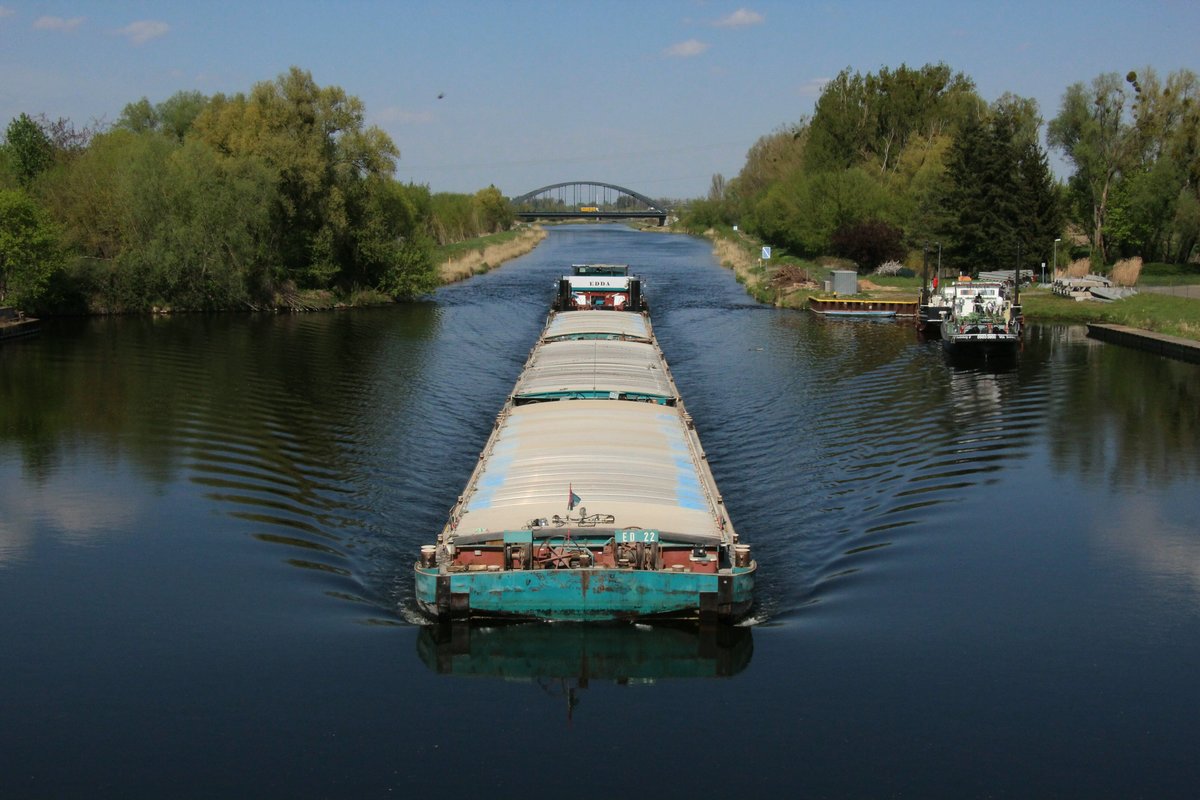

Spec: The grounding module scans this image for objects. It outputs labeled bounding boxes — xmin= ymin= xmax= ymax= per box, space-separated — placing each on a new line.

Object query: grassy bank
xmin=706 ymin=228 xmax=820 ymax=306
xmin=436 ymin=225 xmax=547 ymax=283
xmin=1020 ymin=289 xmax=1200 ymax=340
xmin=698 ymin=227 xmax=1200 ymax=341
xmin=1018 ymin=261 xmax=1200 ymax=340
xmin=703 ymin=227 xmax=926 ymax=308
xmin=1135 ymin=262 xmax=1200 ymax=286
xmin=282 ymin=226 xmax=546 ymax=311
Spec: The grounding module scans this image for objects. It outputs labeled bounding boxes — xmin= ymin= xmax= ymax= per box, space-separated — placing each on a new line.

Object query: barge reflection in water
xmin=418 ymin=623 xmax=752 ymax=682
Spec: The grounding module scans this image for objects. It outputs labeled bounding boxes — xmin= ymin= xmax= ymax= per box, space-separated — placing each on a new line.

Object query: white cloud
xmin=713 ymin=8 xmax=764 ymax=28
xmin=33 ymin=15 xmax=84 ymax=31
xmin=664 ymin=39 xmax=709 ymax=58
xmin=0 ymin=6 xmax=17 ymax=19
xmin=0 ymin=478 xmax=142 ymax=564
xmin=118 ymin=20 xmax=169 ymax=45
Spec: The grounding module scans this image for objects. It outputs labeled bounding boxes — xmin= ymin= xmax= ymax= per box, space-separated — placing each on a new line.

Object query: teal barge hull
xmin=415 ymin=563 xmax=756 ymax=623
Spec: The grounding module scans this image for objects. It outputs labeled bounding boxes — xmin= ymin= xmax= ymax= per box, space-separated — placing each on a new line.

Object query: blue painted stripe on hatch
xmin=676 ymin=483 xmax=706 ymax=510
xmin=468 ymin=454 xmax=513 ymax=510
xmin=482 ymin=454 xmax=514 ymax=482
xmin=657 ymin=420 xmax=707 ymax=511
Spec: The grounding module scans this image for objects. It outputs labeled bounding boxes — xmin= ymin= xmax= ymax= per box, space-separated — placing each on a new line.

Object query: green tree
xmin=1106 ymin=156 xmax=1182 ymax=260
xmin=0 ymin=188 xmax=63 ymax=307
xmin=3 ymin=113 xmax=55 ymax=187
xmin=680 ymin=172 xmax=739 ymax=230
xmin=991 ymin=92 xmax=1043 ymax=149
xmin=1048 ymin=73 xmax=1138 ymax=263
xmin=347 ymin=177 xmax=436 ymax=298
xmin=806 ymin=63 xmax=980 ymax=175
xmin=191 ymin=67 xmax=401 ymax=289
xmin=473 ymin=184 xmax=514 ymax=233
xmin=830 ymin=219 xmax=906 ymax=272
xmin=157 ymin=91 xmax=209 ymax=141
xmin=116 ymin=98 xmax=159 ymax=134
xmin=132 ymin=140 xmax=276 ymax=309
xmin=1126 ymin=68 xmax=1200 ymax=262
xmin=728 ymin=125 xmax=808 ymax=209
xmin=881 ymin=131 xmax=955 ymax=246
xmin=39 ymin=129 xmax=176 ymax=263
xmin=748 ymin=167 xmax=889 ymax=256
xmin=1173 ymin=191 xmax=1200 ymax=263
xmin=117 ymin=91 xmax=208 ymax=141
xmin=1014 ymin=136 xmax=1066 ymax=270
xmin=942 ymin=103 xmax=1060 ymax=274
xmin=943 ymin=115 xmax=1010 ymax=272
xmin=429 ymin=192 xmax=476 ymax=244
xmin=939 ymin=97 xmax=1062 ymax=275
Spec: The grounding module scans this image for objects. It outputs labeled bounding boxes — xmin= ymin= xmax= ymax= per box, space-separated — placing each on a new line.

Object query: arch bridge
xmin=511 ymin=181 xmax=669 ymax=225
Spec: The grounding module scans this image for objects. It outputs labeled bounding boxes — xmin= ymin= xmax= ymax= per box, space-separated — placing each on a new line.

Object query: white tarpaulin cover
xmin=543 ymin=311 xmax=650 ymax=341
xmin=459 ymin=400 xmax=721 ymax=540
xmin=514 ymin=340 xmax=674 ymax=399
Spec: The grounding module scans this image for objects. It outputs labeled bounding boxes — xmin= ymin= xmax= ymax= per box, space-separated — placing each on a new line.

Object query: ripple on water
xmin=737 ymin=332 xmax=1061 ymax=621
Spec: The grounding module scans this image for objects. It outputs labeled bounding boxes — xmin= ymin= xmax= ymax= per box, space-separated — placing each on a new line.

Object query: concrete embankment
xmin=1087 ymin=323 xmax=1200 ymax=364
xmin=438 ymin=226 xmax=547 ymax=284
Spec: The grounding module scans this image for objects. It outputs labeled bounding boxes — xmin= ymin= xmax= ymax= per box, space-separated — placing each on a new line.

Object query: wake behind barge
xmin=415 ymin=266 xmax=755 ymax=623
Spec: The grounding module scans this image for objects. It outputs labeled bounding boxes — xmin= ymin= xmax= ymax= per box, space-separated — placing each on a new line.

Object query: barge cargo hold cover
xmin=415 ymin=282 xmax=755 ymax=623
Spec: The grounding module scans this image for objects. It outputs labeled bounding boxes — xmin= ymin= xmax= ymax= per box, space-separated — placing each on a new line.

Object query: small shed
xmin=831 ymin=270 xmax=858 ymax=295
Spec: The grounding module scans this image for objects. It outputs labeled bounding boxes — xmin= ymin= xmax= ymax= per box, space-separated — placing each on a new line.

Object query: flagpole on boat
xmin=921 ymin=242 xmax=930 ymax=306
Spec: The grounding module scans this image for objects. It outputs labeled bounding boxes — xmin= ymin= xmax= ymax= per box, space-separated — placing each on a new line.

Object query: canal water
xmin=2 ymin=225 xmax=1198 ymax=798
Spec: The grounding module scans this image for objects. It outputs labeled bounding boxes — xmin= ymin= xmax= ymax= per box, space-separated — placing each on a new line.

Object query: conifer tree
xmin=942 ymin=105 xmax=1061 ymax=275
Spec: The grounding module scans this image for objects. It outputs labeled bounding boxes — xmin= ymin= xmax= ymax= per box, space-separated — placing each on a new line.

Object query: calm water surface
xmin=2 ymin=226 xmax=1198 ymax=798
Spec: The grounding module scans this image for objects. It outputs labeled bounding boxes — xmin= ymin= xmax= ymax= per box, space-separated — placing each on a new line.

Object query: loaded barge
xmin=415 ymin=265 xmax=755 ymax=623
xmin=941 ymin=277 xmax=1022 ymax=358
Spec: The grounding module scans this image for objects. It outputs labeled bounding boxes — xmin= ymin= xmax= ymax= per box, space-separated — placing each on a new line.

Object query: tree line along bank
xmin=1 ymin=67 xmax=516 ymax=314
xmin=677 ymin=63 xmax=1199 ymax=278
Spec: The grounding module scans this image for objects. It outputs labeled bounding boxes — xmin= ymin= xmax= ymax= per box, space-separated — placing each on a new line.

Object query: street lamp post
xmin=1053 ymin=238 xmax=1062 ymax=280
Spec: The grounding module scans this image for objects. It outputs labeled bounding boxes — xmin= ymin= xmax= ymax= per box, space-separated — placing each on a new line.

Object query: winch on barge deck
xmin=415 ymin=269 xmax=755 ymax=624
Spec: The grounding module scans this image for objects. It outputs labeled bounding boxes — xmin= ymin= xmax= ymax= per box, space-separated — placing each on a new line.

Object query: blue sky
xmin=2 ymin=1 xmax=1197 ymax=199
